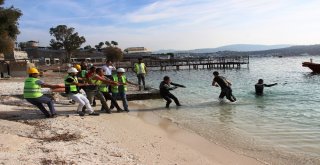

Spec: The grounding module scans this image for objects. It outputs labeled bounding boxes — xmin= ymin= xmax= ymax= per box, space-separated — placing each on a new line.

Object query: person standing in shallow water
xmin=212 ymin=71 xmax=236 ymax=102
xmin=255 ymin=79 xmax=277 ymax=96
xmin=159 ymin=76 xmax=186 ymax=108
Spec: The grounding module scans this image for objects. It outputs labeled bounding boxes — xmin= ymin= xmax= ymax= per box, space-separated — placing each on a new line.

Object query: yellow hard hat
xmin=28 ymin=68 xmax=39 ymax=74
xmin=74 ymin=64 xmax=81 ymax=70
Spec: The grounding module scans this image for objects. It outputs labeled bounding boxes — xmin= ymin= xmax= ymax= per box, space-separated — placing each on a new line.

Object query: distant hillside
xmin=191 ymin=44 xmax=292 ymax=53
xmin=215 ymin=44 xmax=320 ymax=57
xmin=152 ymin=44 xmax=292 ymax=54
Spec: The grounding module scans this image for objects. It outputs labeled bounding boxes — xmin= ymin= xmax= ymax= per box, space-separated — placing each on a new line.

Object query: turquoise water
xmin=127 ymin=56 xmax=320 ymax=164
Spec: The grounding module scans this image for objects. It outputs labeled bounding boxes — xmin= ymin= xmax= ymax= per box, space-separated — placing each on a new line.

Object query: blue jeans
xmin=111 ymin=92 xmax=128 ymax=111
xmin=26 ymin=95 xmax=56 ymax=117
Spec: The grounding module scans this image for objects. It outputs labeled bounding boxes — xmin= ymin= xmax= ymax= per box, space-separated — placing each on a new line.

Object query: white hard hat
xmin=67 ymin=67 xmax=78 ymax=73
xmin=117 ymin=68 xmax=125 ymax=73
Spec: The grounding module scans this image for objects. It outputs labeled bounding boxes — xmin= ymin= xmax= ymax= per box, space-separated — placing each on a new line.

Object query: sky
xmin=4 ymin=0 xmax=320 ymax=51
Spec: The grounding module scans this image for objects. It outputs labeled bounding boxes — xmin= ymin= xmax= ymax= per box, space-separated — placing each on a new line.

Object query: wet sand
xmin=0 ymin=94 xmax=264 ymax=164
xmin=0 ymin=73 xmax=264 ymax=164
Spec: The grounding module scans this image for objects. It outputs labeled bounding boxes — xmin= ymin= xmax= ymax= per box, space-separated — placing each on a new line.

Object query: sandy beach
xmin=0 ymin=78 xmax=264 ymax=165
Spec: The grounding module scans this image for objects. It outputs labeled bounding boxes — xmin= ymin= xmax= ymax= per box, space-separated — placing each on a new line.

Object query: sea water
xmin=127 ymin=56 xmax=320 ymax=164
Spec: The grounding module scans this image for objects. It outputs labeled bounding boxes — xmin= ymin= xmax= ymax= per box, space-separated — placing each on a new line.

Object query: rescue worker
xmin=110 ymin=68 xmax=137 ymax=112
xmin=255 ymin=79 xmax=278 ymax=96
xmin=95 ymin=68 xmax=123 ymax=112
xmin=24 ymin=68 xmax=63 ymax=118
xmin=212 ymin=71 xmax=236 ymax=102
xmin=64 ymin=67 xmax=99 ymax=116
xmin=86 ymin=67 xmax=118 ymax=114
xmin=75 ymin=64 xmax=87 ymax=85
xmin=159 ymin=76 xmax=185 ymax=108
xmin=134 ymin=58 xmax=147 ymax=90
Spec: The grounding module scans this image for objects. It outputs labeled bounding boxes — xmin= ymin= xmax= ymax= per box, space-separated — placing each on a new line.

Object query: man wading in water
xmin=212 ymin=71 xmax=236 ymax=102
xmin=255 ymin=79 xmax=277 ymax=96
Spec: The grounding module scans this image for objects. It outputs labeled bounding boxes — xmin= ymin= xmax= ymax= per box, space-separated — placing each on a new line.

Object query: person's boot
xmin=117 ymin=108 xmax=124 ymax=113
xmin=89 ymin=112 xmax=100 ymax=116
xmin=166 ymin=102 xmax=171 ymax=108
xmin=78 ymin=111 xmax=85 ymax=116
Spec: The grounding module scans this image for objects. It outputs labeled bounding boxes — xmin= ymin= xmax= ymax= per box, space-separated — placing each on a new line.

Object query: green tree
xmin=105 ymin=41 xmax=111 ymax=47
xmin=94 ymin=42 xmax=104 ymax=51
xmin=49 ymin=25 xmax=86 ymax=63
xmin=18 ymin=41 xmax=27 ymax=50
xmin=83 ymin=45 xmax=92 ymax=50
xmin=104 ymin=47 xmax=123 ymax=62
xmin=0 ymin=0 xmax=22 ymax=53
xmin=103 ymin=40 xmax=122 ymax=61
xmin=111 ymin=41 xmax=118 ymax=47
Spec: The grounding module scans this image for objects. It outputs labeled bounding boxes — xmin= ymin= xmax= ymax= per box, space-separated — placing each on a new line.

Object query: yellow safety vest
xmin=134 ymin=63 xmax=146 ymax=74
xmin=64 ymin=75 xmax=78 ymax=93
xmin=23 ymin=77 xmax=43 ymax=98
xmin=111 ymin=75 xmax=127 ymax=93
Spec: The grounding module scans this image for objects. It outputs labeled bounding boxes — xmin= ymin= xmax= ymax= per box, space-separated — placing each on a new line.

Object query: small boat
xmin=302 ymin=61 xmax=320 ymax=73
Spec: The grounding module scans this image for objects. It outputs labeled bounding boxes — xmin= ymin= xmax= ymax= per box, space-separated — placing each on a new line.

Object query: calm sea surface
xmin=127 ymin=56 xmax=320 ymax=164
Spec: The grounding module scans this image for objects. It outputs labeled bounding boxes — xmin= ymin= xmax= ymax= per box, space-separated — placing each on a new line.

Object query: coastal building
xmin=123 ymin=47 xmax=152 ymax=59
xmin=24 ymin=45 xmax=105 ymax=65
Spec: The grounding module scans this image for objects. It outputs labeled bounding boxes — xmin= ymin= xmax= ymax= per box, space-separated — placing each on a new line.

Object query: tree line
xmin=0 ymin=0 xmax=123 ymax=63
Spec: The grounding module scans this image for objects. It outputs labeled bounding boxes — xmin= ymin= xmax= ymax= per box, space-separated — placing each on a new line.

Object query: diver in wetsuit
xmin=212 ymin=71 xmax=236 ymax=102
xmin=159 ymin=76 xmax=186 ymax=108
xmin=255 ymin=79 xmax=277 ymax=96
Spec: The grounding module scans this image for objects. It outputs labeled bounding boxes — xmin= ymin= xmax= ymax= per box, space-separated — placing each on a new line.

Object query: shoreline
xmin=128 ymin=102 xmax=265 ymax=165
xmin=0 ymin=97 xmax=264 ymax=165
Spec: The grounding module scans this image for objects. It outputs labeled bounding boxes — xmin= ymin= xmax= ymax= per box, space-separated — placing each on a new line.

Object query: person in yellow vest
xmin=95 ymin=68 xmax=123 ymax=112
xmin=24 ymin=68 xmax=64 ymax=118
xmin=65 ymin=67 xmax=99 ymax=116
xmin=86 ymin=67 xmax=119 ymax=114
xmin=134 ymin=58 xmax=147 ymax=90
xmin=74 ymin=64 xmax=87 ymax=84
xmin=110 ymin=68 xmax=137 ymax=112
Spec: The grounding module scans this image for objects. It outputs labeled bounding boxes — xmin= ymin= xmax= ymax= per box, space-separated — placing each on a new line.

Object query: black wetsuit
xmin=255 ymin=83 xmax=277 ymax=96
xmin=213 ymin=76 xmax=236 ymax=102
xmin=159 ymin=81 xmax=181 ymax=108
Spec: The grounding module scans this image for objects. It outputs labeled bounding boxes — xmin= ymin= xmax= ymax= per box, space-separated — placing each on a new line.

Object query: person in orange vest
xmin=24 ymin=68 xmax=64 ymax=118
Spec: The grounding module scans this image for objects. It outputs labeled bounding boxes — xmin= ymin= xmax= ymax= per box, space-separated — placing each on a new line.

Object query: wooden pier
xmin=36 ymin=56 xmax=250 ymax=72
xmin=115 ymin=56 xmax=249 ymax=71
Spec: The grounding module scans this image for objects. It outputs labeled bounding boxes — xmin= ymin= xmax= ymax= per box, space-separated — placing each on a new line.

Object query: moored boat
xmin=302 ymin=61 xmax=320 ymax=73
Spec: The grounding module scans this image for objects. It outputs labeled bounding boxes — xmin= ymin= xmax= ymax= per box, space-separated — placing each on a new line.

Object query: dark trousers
xmin=137 ymin=74 xmax=145 ymax=89
xmin=105 ymin=75 xmax=113 ymax=92
xmin=161 ymin=93 xmax=180 ymax=108
xmin=101 ymin=92 xmax=122 ymax=111
xmin=219 ymin=87 xmax=236 ymax=102
xmin=111 ymin=92 xmax=129 ymax=111
xmin=26 ymin=95 xmax=56 ymax=117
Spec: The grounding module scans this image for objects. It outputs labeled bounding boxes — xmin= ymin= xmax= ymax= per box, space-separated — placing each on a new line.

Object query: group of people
xmin=211 ymin=71 xmax=277 ymax=102
xmin=23 ymin=58 xmax=277 ymax=118
xmin=23 ymin=59 xmax=147 ymax=118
